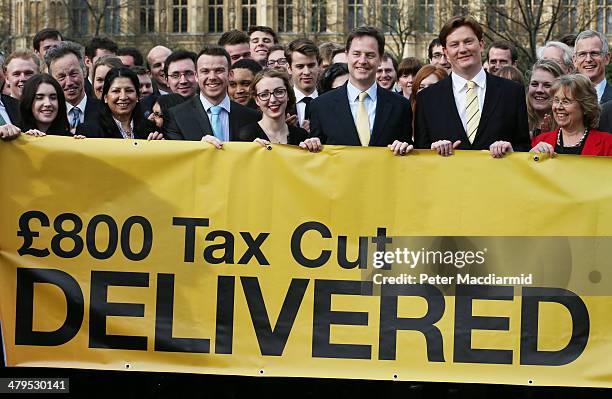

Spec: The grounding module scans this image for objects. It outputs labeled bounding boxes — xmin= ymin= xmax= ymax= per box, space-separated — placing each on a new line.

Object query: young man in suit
xmin=414 ymin=16 xmax=530 ymax=158
xmin=302 ymin=26 xmax=412 ymax=155
xmin=45 ymin=41 xmax=101 ymax=134
xmin=164 ymin=45 xmax=260 ymax=144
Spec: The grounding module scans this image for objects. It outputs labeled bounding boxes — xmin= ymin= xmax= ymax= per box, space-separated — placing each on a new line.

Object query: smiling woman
xmin=76 ymin=67 xmax=162 ymax=140
xmin=19 ymin=74 xmax=70 ymax=136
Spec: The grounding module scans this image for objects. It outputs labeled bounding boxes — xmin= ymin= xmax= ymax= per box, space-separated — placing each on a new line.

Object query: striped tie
xmin=465 ymin=80 xmax=480 ymax=144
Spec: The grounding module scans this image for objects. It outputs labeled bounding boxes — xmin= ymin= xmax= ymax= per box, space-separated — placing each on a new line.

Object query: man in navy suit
xmin=302 ymin=26 xmax=412 ymax=156
xmin=414 ymin=16 xmax=530 ymax=158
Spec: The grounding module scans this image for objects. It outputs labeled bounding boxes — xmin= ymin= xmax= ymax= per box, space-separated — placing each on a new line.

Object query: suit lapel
xmin=444 ymin=76 xmax=468 ymax=142
xmin=474 ymin=73 xmax=501 ymax=145
xmin=189 ymin=96 xmax=213 ymax=140
xmin=371 ymin=87 xmax=392 ymax=146
xmin=335 ymin=84 xmax=360 ymax=145
xmin=229 ymin=101 xmax=241 ymax=140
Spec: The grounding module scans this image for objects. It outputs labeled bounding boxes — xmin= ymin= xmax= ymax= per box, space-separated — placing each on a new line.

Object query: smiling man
xmin=3 ymin=50 xmax=40 ymax=99
xmin=248 ymin=26 xmax=278 ymax=65
xmin=376 ymin=52 xmax=398 ymax=90
xmin=302 ymin=26 xmax=412 ymax=155
xmin=228 ymin=58 xmax=262 ymax=108
xmin=164 ymin=50 xmax=198 ymax=98
xmin=414 ymin=16 xmax=530 ymax=158
xmin=573 ymin=30 xmax=612 ymax=104
xmin=164 ymin=45 xmax=260 ymax=142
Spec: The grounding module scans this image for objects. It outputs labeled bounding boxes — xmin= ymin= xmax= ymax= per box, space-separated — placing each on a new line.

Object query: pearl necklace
xmin=557 ymin=127 xmax=588 ymax=148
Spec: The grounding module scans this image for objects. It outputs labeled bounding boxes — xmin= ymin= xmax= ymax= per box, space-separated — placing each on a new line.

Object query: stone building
xmin=3 ymin=0 xmax=612 ymax=62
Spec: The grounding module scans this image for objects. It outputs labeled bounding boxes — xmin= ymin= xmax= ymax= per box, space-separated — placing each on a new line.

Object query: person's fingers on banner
xmin=147 ymin=132 xmax=165 ymax=141
xmin=299 ymin=137 xmax=322 ymax=153
xmin=25 ymin=129 xmax=47 ymax=137
xmin=0 ymin=124 xmax=22 ymax=141
xmin=202 ymin=134 xmax=223 ymax=149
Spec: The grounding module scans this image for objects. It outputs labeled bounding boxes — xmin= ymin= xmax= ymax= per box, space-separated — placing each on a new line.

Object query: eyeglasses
xmin=151 ymin=111 xmax=163 ymax=118
xmin=167 ymin=70 xmax=196 ymax=80
xmin=256 ymin=88 xmax=287 ymax=101
xmin=552 ymin=98 xmax=576 ymax=107
xmin=267 ymin=58 xmax=288 ymax=67
xmin=575 ymin=51 xmax=606 ymax=60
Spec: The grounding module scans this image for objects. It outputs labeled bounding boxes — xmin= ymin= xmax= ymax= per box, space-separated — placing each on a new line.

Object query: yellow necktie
xmin=465 ymin=80 xmax=480 ymax=144
xmin=356 ymin=91 xmax=370 ymax=146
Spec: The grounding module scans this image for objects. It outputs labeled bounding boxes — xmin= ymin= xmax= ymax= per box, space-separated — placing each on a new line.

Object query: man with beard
xmin=164 ymin=45 xmax=260 ymax=143
xmin=45 ymin=41 xmax=101 ymax=133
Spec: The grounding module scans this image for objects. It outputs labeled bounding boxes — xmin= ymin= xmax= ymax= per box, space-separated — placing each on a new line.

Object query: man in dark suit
xmin=45 ymin=41 xmax=101 ymax=134
xmin=414 ymin=16 xmax=530 ymax=157
xmin=302 ymin=26 xmax=412 ymax=156
xmin=573 ymin=30 xmax=612 ymax=104
xmin=165 ymin=45 xmax=260 ymax=145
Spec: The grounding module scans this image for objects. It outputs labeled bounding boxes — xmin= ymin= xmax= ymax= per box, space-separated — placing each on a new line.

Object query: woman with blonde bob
xmin=527 ymin=59 xmax=564 ymax=138
xmin=531 ymin=74 xmax=612 ymax=156
xmin=237 ymin=69 xmax=308 ymax=146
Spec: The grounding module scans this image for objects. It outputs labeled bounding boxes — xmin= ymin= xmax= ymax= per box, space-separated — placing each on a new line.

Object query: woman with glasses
xmin=148 ymin=93 xmax=188 ymax=130
xmin=77 ymin=67 xmax=163 ymax=140
xmin=531 ymin=74 xmax=612 ymax=156
xmin=237 ymin=69 xmax=308 ymax=146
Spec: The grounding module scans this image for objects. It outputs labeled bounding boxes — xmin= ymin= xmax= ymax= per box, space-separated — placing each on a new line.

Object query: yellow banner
xmin=2 ymin=136 xmax=612 ymax=388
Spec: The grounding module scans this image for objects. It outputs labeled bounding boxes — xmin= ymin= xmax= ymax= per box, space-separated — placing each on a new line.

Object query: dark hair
xmin=381 ymin=52 xmax=398 ymax=72
xmin=197 ymin=45 xmax=231 ymax=69
xmin=319 ymin=62 xmax=349 ymax=94
xmin=331 ymin=47 xmax=346 ymax=59
xmin=85 ymin=37 xmax=118 ymax=59
xmin=130 ymin=65 xmax=149 ymax=75
xmin=100 ymin=67 xmax=147 ymax=132
xmin=397 ymin=57 xmax=423 ymax=77
xmin=33 ymin=28 xmax=63 ymax=52
xmin=117 ymin=47 xmax=144 ymax=66
xmin=155 ymin=93 xmax=188 ymax=121
xmin=231 ymin=58 xmax=263 ymax=74
xmin=218 ymin=30 xmax=250 ymax=47
xmin=346 ymin=26 xmax=385 ymax=56
xmin=428 ymin=38 xmax=442 ymax=60
xmin=250 ymin=69 xmax=296 ymax=110
xmin=559 ymin=33 xmax=577 ymax=48
xmin=266 ymin=44 xmax=286 ymax=60
xmin=488 ymin=41 xmax=518 ymax=62
xmin=163 ymin=50 xmax=197 ymax=78
xmin=19 ymin=73 xmax=69 ymax=134
xmin=497 ymin=65 xmax=524 ymax=86
xmin=439 ymin=16 xmax=483 ymax=47
xmin=319 ymin=42 xmax=344 ymax=65
xmin=247 ymin=26 xmax=278 ymax=44
xmin=285 ymin=38 xmax=321 ymax=66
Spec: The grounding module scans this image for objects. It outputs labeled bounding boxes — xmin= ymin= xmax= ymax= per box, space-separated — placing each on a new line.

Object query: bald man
xmin=147 ymin=45 xmax=172 ymax=94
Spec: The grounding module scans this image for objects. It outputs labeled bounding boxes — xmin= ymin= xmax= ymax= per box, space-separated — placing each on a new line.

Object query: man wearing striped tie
xmin=414 ymin=16 xmax=530 ymax=158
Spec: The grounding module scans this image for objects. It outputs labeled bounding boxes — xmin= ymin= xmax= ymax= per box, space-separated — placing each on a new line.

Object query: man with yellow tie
xmin=414 ymin=16 xmax=530 ymax=158
xmin=301 ymin=26 xmax=413 ymax=156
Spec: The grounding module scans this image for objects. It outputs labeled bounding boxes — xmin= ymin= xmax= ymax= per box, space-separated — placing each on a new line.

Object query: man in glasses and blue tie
xmin=164 ymin=45 xmax=260 ymax=144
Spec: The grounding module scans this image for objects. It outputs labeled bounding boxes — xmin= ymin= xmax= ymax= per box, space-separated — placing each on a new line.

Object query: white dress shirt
xmin=66 ymin=94 xmax=88 ymax=125
xmin=452 ymin=68 xmax=487 ymax=133
xmin=347 ymin=81 xmax=378 ymax=134
xmin=595 ymin=79 xmax=607 ymax=102
xmin=294 ymin=88 xmax=318 ymax=126
xmin=200 ymin=93 xmax=231 ymax=141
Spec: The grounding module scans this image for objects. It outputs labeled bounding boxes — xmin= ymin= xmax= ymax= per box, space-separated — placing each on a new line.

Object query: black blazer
xmin=164 ymin=96 xmax=261 ymax=141
xmin=415 ymin=73 xmax=531 ymax=151
xmin=309 ymin=83 xmax=412 ymax=146
xmin=601 ymin=82 xmax=612 ymax=105
xmin=83 ymin=96 xmax=102 ymax=126
xmin=1 ymin=94 xmax=20 ymax=126
xmin=76 ymin=116 xmax=158 ymax=139
xmin=598 ymin=100 xmax=612 ymax=133
xmin=84 ymin=78 xmax=94 ymax=99
xmin=237 ymin=122 xmax=308 ymax=145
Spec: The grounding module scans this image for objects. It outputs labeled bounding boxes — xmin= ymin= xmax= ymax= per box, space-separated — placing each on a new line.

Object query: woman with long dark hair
xmin=19 ymin=74 xmax=71 ymax=136
xmin=76 ymin=67 xmax=163 ymax=140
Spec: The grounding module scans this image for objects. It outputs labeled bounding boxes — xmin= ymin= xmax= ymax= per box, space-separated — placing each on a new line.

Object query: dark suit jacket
xmin=601 ymin=82 xmax=612 ymax=105
xmin=1 ymin=94 xmax=20 ymax=125
xmin=164 ymin=95 xmax=260 ymax=141
xmin=598 ymin=100 xmax=612 ymax=133
xmin=415 ymin=73 xmax=531 ymax=151
xmin=76 ymin=115 xmax=158 ymax=139
xmin=84 ymin=78 xmax=94 ymax=99
xmin=309 ymin=83 xmax=412 ymax=146
xmin=533 ymin=129 xmax=612 ymax=156
xmin=83 ymin=96 xmax=102 ymax=126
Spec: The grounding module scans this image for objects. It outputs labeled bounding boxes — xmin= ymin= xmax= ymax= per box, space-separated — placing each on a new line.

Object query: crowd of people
xmin=2 ymin=16 xmax=612 ymax=158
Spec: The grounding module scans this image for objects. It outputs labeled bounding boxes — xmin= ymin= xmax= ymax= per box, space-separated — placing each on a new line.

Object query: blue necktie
xmin=209 ymin=105 xmax=224 ymax=141
xmin=69 ymin=107 xmax=82 ymax=129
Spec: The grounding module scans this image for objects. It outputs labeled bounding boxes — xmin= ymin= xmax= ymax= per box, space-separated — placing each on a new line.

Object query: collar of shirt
xmin=112 ymin=116 xmax=134 ymax=139
xmin=347 ymin=81 xmax=378 ymax=103
xmin=452 ymin=68 xmax=487 ymax=92
xmin=294 ymin=88 xmax=318 ymax=103
xmin=67 ymin=94 xmax=88 ymax=114
xmin=200 ymin=93 xmax=231 ymax=113
xmin=595 ymin=79 xmax=607 ymax=101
